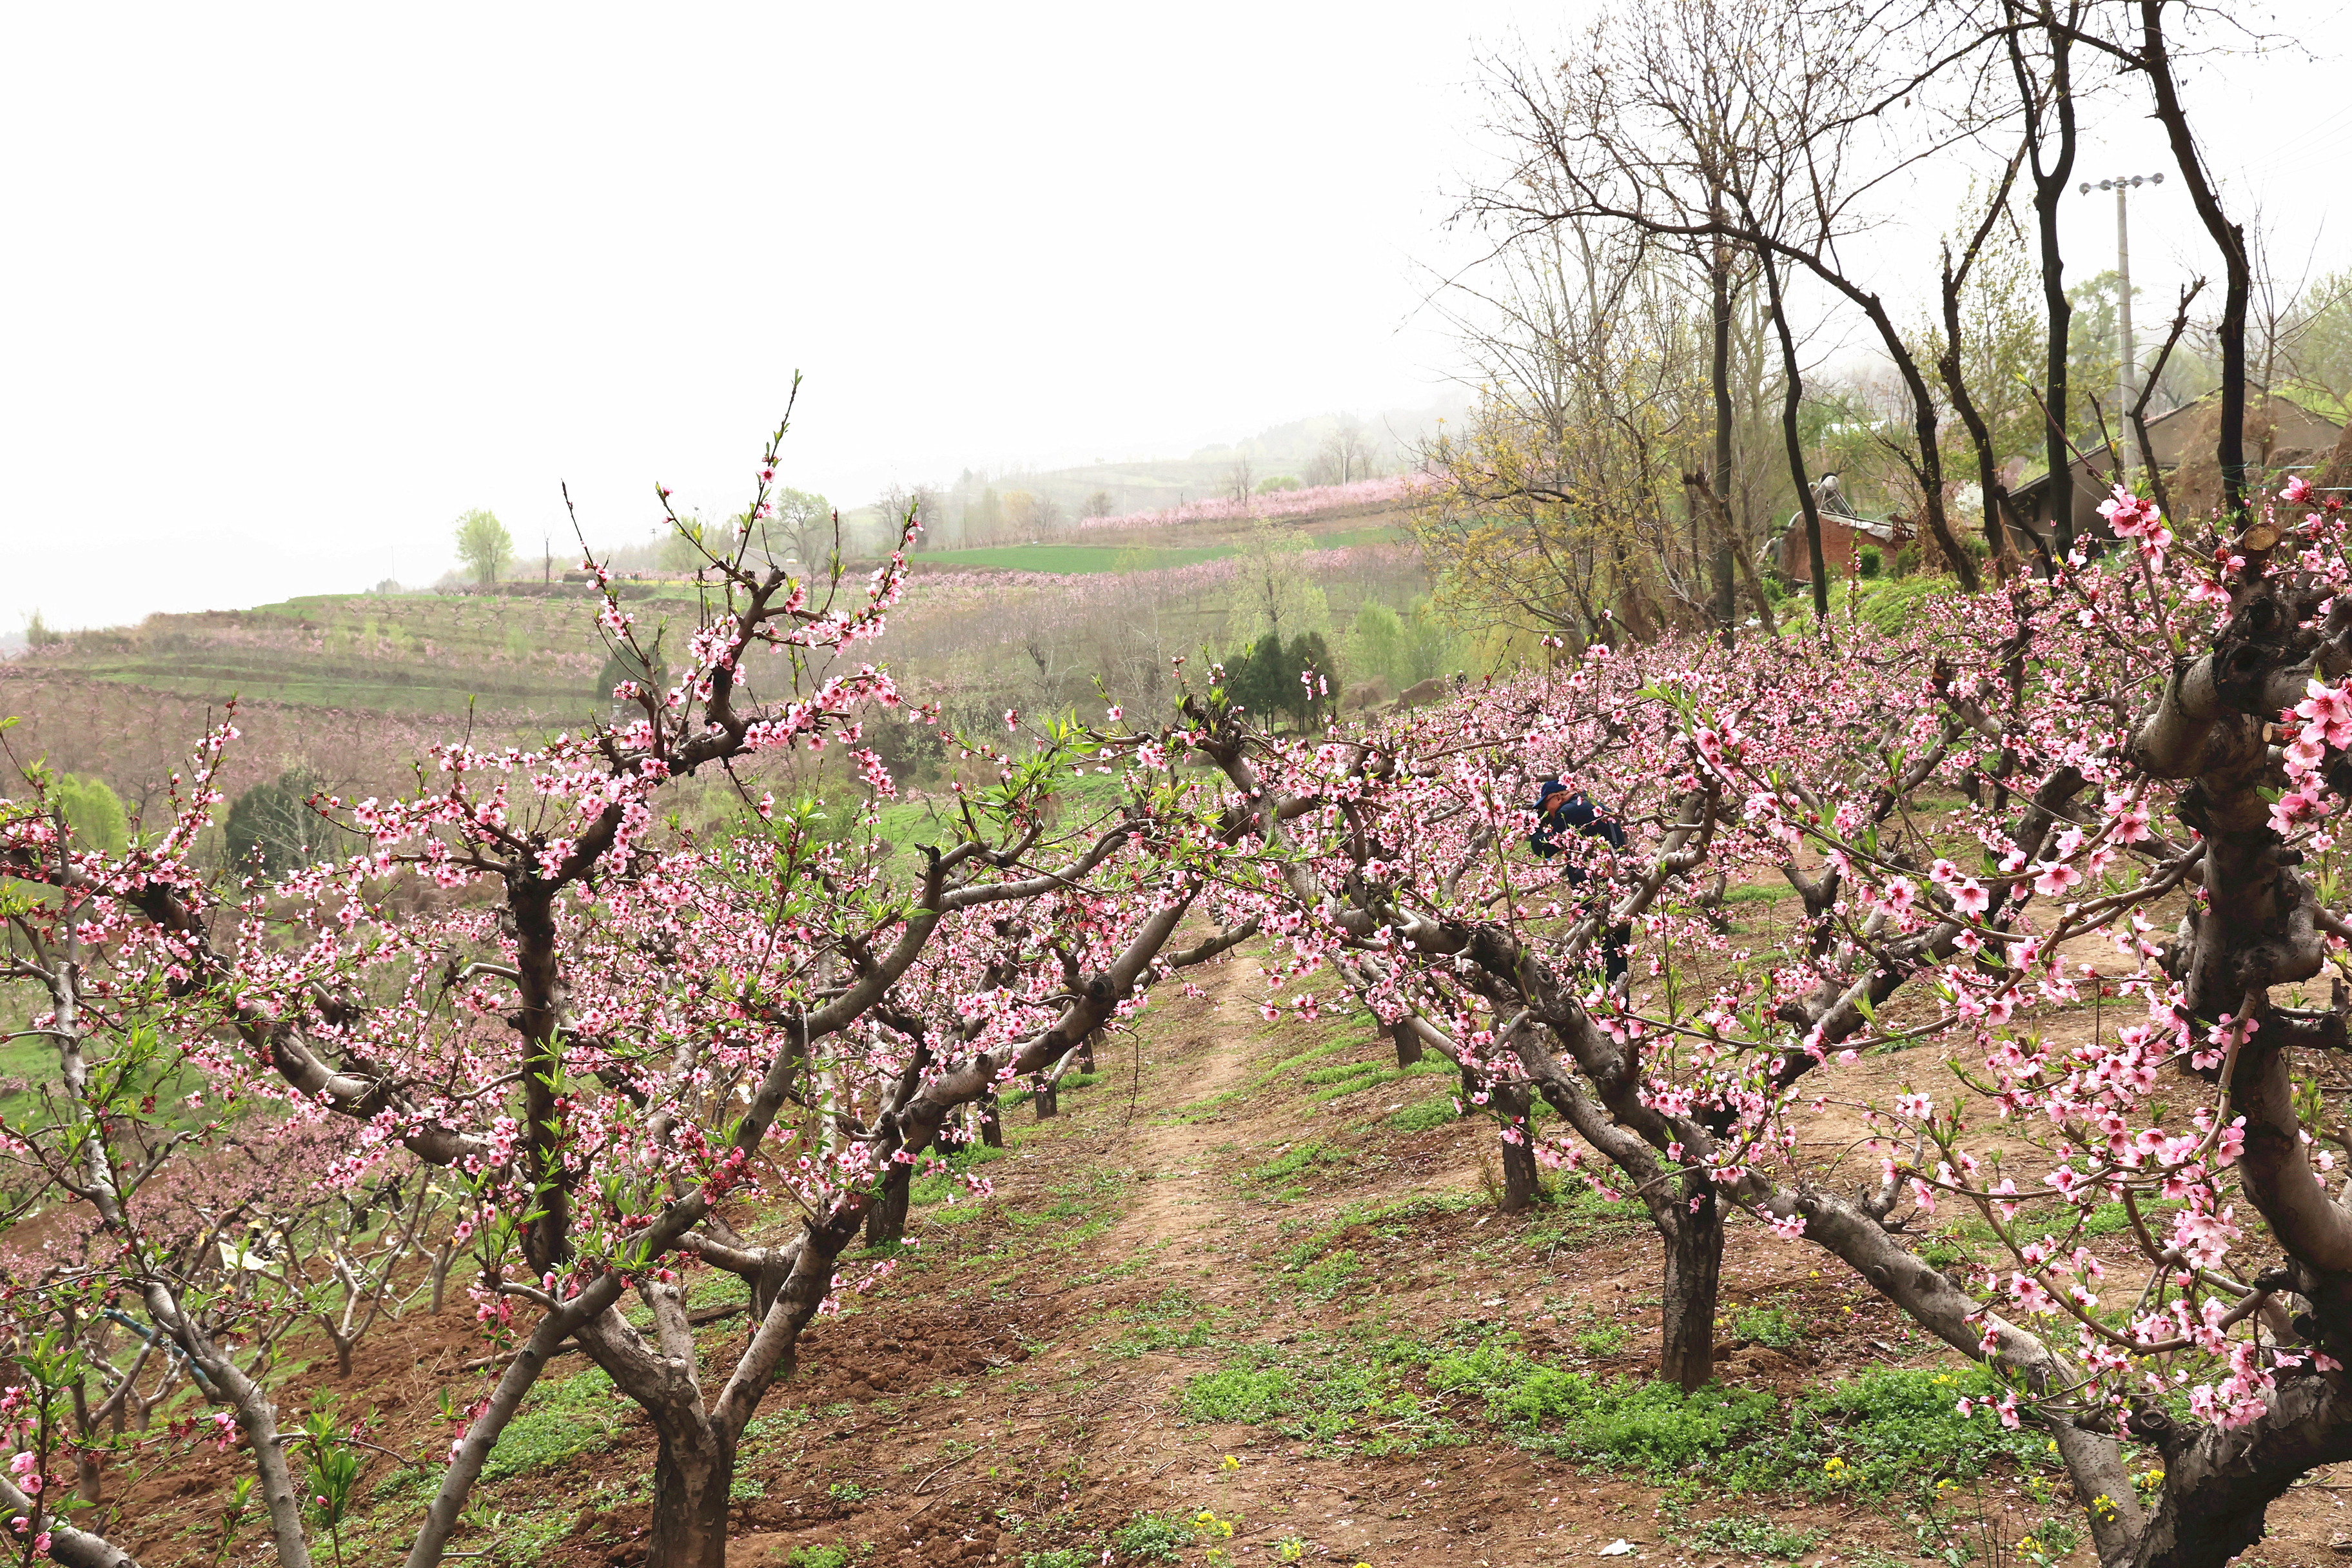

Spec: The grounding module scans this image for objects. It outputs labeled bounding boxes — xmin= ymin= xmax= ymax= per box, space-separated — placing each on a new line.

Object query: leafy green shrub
xmin=56 ymin=774 xmax=128 ymax=854
xmin=1023 ymin=1550 xmax=1095 ymax=1568
xmin=223 ymin=766 xmax=338 ymax=876
xmin=1112 ymin=1512 xmax=1188 ymax=1562
xmin=785 ymin=1547 xmax=849 ymax=1568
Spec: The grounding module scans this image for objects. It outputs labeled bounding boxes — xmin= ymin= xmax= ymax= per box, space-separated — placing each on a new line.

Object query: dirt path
xmin=726 ymin=950 xmax=1281 ymax=1567
xmin=1108 ymin=961 xmax=1268 ymax=1257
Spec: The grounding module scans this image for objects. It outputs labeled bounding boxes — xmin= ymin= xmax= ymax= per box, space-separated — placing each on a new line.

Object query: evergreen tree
xmin=223 ymin=767 xmax=337 ymax=876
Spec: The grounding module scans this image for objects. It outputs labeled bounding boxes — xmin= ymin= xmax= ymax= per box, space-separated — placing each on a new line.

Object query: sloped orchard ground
xmin=90 ymin=939 xmax=2352 ymax=1567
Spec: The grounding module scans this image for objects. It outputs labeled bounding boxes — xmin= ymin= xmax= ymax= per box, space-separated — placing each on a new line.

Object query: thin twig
xmin=912 ymin=1450 xmax=978 ymax=1496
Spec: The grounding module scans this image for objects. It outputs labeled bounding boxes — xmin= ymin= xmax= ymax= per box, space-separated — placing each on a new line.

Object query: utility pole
xmin=2080 ymin=172 xmax=2164 ymax=477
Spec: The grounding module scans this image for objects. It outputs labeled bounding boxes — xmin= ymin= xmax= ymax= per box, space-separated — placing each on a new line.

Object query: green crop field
xmin=916 ymin=523 xmax=1404 ymax=576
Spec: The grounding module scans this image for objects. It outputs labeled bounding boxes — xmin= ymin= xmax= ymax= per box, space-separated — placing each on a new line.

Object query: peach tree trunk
xmin=1658 ymin=1191 xmax=1723 ymax=1393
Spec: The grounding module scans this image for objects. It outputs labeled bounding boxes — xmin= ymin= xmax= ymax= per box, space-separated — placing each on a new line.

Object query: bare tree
xmin=743 ymin=487 xmax=834 ymax=571
xmin=2130 ymin=2 xmax=2251 ymax=521
xmin=1224 ymin=452 xmax=1257 ymax=503
xmin=1937 ymin=155 xmax=2040 ymax=575
xmin=875 ymin=484 xmax=920 ymax=549
xmin=1465 ymin=0 xmax=2001 ymax=603
xmin=1417 ymin=222 xmax=1734 ymax=647
xmin=1308 ymin=418 xmax=1380 ymax=485
xmin=2005 ymin=0 xmax=2090 ymax=556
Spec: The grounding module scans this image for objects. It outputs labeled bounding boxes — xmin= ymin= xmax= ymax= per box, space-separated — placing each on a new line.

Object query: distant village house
xmin=1769 ymin=474 xmax=1914 ymax=583
xmin=2008 ymin=393 xmax=2349 ymax=545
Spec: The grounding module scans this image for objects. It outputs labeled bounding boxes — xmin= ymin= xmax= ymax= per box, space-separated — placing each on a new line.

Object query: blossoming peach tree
xmin=0 ymin=423 xmax=1257 ymax=1568
xmin=1685 ymin=479 xmax=2352 ymax=1568
xmin=1222 ymin=475 xmax=2352 ymax=1567
xmin=1183 ymin=623 xmax=1941 ymax=1393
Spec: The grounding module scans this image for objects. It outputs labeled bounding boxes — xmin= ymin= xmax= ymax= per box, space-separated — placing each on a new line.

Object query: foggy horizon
xmin=4 ymin=0 xmax=2346 ymax=632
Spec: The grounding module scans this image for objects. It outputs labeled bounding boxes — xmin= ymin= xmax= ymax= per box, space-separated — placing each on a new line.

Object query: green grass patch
xmin=1248 ymin=1141 xmax=1351 ymax=1185
xmin=1171 ymin=1034 xmax=1357 ymax=1121
xmin=1110 ymin=1513 xmax=1188 ymax=1563
xmin=378 ymin=1363 xmax=627 ymax=1501
xmin=1175 ymin=1324 xmax=1474 ymax=1453
xmin=1666 ymin=1507 xmax=1822 ymax=1561
xmin=1384 ymin=1093 xmax=1458 ymax=1132
xmin=741 ymin=1409 xmax=813 ymax=1451
xmin=481 ymin=1365 xmax=626 ymax=1483
xmin=1104 ymin=1289 xmax=1219 ymax=1357
xmin=1181 ymin=1366 xmax=1299 ymax=1423
xmin=1291 ymin=1249 xmax=1363 ymax=1298
xmin=1720 ymin=881 xmax=1798 ymax=905
xmin=1428 ymin=1346 xmax=1774 ymax=1476
xmin=1426 ymin=1348 xmax=2050 ymax=1494
xmin=1308 ymin=1056 xmax=1453 ymax=1102
xmin=1301 ymin=1060 xmax=1384 ymax=1088
xmin=1520 ymin=1186 xmax=1651 ymax=1249
xmin=687 ymin=1269 xmax=751 ymax=1310
xmin=1574 ymin=1324 xmax=1631 ymax=1356
xmin=1732 ymin=1304 xmax=1803 ymax=1350
xmin=908 ymin=1139 xmax=1013 ymax=1207
xmin=1916 ymin=1199 xmax=2173 ymax=1267
xmin=1282 ymin=1191 xmax=1489 ymax=1271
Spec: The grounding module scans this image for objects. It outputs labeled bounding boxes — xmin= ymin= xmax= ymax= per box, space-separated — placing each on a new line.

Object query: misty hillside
xmin=0 ymin=487 xmax=1428 ymax=816
xmin=840 ymin=400 xmax=1462 ymax=544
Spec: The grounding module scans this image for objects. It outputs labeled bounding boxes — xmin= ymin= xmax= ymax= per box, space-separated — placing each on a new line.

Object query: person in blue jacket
xmin=1527 ymin=778 xmax=1630 ymax=985
xmin=1529 ymin=779 xmax=1625 ymax=861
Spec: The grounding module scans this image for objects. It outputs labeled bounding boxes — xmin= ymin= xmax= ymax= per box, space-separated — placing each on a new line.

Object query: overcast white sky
xmin=1 ymin=2 xmax=2344 ymax=633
